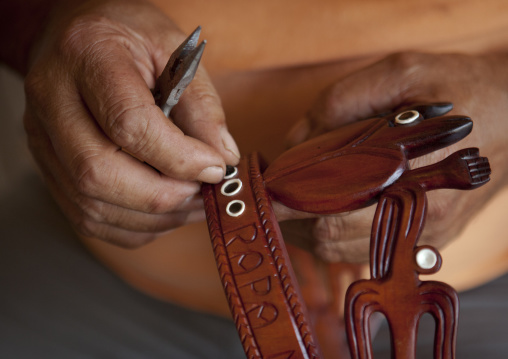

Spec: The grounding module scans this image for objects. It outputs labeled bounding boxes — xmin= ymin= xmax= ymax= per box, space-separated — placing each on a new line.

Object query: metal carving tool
xmin=152 ymin=26 xmax=206 ymax=117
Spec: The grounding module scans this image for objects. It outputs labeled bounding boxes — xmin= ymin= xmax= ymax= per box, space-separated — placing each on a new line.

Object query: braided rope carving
xmin=248 ymin=153 xmax=321 ymax=359
xmin=202 ymin=185 xmax=262 ymax=359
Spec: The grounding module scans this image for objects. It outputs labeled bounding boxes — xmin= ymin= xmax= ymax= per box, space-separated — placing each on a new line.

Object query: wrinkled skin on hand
xmin=23 ymin=0 xmax=240 ymax=247
xmin=283 ymin=52 xmax=508 ymax=263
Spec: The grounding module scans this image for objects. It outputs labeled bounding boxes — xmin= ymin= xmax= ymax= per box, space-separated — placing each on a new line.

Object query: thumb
xmin=287 ymin=53 xmax=421 ymax=146
xmin=150 ymin=32 xmax=240 ymax=166
xmin=170 ymin=67 xmax=241 ymax=166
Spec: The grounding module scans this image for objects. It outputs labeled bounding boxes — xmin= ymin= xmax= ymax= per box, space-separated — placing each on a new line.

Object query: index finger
xmin=77 ymin=39 xmax=226 ymax=183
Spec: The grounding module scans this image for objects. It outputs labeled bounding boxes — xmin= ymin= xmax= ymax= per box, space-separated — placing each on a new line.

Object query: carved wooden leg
xmin=419 ymin=282 xmax=459 ymax=359
xmin=345 ymin=280 xmax=384 ymax=359
xmin=388 ymin=317 xmax=418 ymax=359
xmin=349 ymin=182 xmax=446 ymax=359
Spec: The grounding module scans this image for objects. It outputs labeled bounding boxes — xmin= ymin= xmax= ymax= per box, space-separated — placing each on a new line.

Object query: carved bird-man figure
xmin=263 ymin=103 xmax=491 ymax=358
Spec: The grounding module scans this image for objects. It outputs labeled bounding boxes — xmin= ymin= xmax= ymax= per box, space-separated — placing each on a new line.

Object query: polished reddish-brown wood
xmin=264 ymin=103 xmax=473 ymax=214
xmin=202 ymin=103 xmax=491 ymax=358
xmin=345 ymin=147 xmax=489 ymax=359
xmin=203 ymin=154 xmax=322 ymax=359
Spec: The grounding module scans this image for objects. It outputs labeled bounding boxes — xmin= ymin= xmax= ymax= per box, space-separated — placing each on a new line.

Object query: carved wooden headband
xmin=202 ymin=103 xmax=491 ymax=359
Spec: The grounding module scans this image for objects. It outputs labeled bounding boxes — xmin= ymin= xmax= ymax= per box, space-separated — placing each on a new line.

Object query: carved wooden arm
xmin=202 ymin=103 xmax=491 ymax=358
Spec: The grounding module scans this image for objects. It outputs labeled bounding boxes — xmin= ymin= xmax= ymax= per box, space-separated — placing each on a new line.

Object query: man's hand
xmin=285 ymin=52 xmax=508 ymax=263
xmin=22 ymin=0 xmax=239 ymax=247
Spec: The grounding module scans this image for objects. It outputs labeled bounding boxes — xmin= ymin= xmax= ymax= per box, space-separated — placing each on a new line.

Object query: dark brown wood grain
xmin=202 ymin=103 xmax=491 ymax=358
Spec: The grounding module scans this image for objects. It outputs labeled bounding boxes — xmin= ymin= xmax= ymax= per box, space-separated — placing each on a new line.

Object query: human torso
xmin=81 ymin=0 xmax=508 ymax=316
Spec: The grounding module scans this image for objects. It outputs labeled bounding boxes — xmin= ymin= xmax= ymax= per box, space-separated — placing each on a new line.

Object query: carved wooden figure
xmin=345 ymin=148 xmax=490 ymax=359
xmin=202 ymin=103 xmax=491 ymax=359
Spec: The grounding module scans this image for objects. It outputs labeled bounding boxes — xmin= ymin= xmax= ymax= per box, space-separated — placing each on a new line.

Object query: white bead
xmin=415 ymin=248 xmax=438 ymax=270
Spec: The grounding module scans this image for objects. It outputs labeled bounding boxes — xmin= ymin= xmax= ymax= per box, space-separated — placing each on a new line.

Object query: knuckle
xmin=318 ymin=94 xmax=340 ymax=129
xmin=384 ymin=52 xmax=426 ymax=84
xmin=193 ymin=90 xmax=222 ymax=109
xmin=177 ymin=89 xmax=225 ymax=129
xmin=145 ymin=189 xmax=176 ymax=214
xmin=378 ymin=52 xmax=430 ymax=110
xmin=145 ymin=198 xmax=166 ymax=214
xmin=310 ymin=81 xmax=351 ymax=131
xmin=73 ymin=216 xmax=97 ymax=238
xmin=73 ymin=154 xmax=109 ymax=197
xmin=68 ymin=198 xmax=106 ymax=238
xmin=77 ymin=196 xmax=105 ymax=223
xmin=313 ymin=217 xmax=343 ymax=243
xmin=386 ymin=51 xmax=421 ymax=70
xmin=309 ymin=88 xmax=340 ymax=130
xmin=106 ymin=103 xmax=159 ymax=152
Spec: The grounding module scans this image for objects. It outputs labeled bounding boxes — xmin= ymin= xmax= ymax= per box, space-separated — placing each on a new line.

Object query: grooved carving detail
xmin=202 ymin=104 xmax=491 ymax=359
xmin=203 ymin=185 xmax=262 ymax=359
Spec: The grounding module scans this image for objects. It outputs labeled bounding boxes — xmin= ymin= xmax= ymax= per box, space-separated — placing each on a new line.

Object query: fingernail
xmin=286 ymin=117 xmax=311 ymax=147
xmin=220 ymin=127 xmax=241 ymax=160
xmin=197 ymin=166 xmax=224 ymax=183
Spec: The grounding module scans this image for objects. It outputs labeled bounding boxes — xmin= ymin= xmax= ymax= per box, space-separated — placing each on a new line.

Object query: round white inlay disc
xmin=416 ymin=248 xmax=438 ymax=270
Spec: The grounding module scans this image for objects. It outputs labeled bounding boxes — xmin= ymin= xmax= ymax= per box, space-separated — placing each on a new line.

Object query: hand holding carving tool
xmin=152 ymin=26 xmax=206 ymax=117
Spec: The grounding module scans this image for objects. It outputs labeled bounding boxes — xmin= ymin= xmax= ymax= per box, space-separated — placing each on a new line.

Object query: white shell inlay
xmin=224 ymin=166 xmax=238 ymax=179
xmin=395 ymin=110 xmax=420 ymax=125
xmin=415 ymin=248 xmax=438 ymax=270
xmin=226 ymin=200 xmax=245 ymax=217
xmin=221 ymin=179 xmax=242 ymax=196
